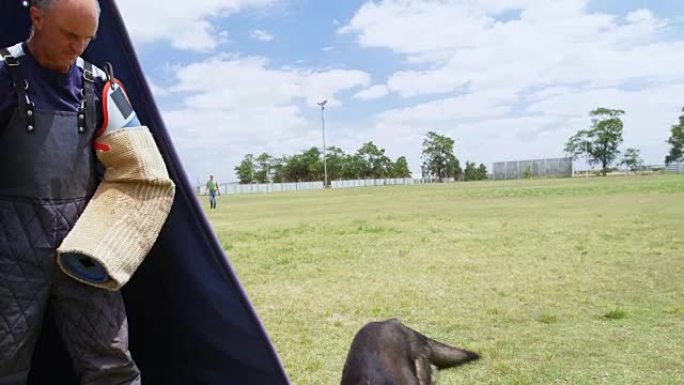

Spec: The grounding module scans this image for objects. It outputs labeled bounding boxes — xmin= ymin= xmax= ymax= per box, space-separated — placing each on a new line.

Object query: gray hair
xmin=31 ymin=0 xmax=101 ymax=14
xmin=31 ymin=0 xmax=56 ymax=10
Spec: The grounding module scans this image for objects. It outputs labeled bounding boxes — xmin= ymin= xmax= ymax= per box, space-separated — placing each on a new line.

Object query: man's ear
xmin=29 ymin=6 xmax=45 ymax=31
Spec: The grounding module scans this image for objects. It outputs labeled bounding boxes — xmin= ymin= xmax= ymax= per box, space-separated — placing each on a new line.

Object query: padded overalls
xmin=0 ymin=48 xmax=140 ymax=385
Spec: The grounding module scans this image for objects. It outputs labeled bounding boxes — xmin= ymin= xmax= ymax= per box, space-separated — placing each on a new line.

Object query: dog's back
xmin=340 ymin=319 xmax=479 ymax=385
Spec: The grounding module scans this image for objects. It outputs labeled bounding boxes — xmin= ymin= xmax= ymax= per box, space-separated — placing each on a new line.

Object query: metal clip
xmin=12 ymin=79 xmax=29 ymax=91
xmin=83 ymin=69 xmax=94 ymax=83
xmin=103 ymin=62 xmax=114 ymax=83
xmin=3 ymin=54 xmax=19 ymax=67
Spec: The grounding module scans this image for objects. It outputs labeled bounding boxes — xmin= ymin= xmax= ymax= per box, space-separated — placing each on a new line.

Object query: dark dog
xmin=341 ymin=319 xmax=480 ymax=385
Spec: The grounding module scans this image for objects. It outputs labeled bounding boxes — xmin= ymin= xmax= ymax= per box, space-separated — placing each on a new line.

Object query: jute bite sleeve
xmin=57 ymin=126 xmax=175 ymax=290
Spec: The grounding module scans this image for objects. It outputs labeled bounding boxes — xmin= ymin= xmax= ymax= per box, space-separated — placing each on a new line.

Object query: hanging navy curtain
xmin=0 ymin=1 xmax=290 ymax=384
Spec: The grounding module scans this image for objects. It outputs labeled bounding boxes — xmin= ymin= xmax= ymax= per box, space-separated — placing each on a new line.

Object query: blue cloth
xmin=0 ymin=42 xmax=106 ymax=131
xmin=60 ymin=253 xmax=109 ymax=283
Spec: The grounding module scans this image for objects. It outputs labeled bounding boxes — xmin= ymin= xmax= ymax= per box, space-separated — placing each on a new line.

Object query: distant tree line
xmin=234 ymin=131 xmax=489 ymax=184
xmin=234 ymin=142 xmax=411 ymax=184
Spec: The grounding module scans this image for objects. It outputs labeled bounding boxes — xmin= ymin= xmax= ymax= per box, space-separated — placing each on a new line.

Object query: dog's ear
xmin=414 ymin=356 xmax=435 ymax=385
xmin=426 ymin=338 xmax=480 ymax=369
xmin=400 ymin=321 xmax=480 ymax=369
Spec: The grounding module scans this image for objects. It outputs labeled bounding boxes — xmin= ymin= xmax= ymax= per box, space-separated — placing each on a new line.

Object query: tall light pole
xmin=585 ymin=141 xmax=590 ymax=179
xmin=318 ymin=100 xmax=328 ymax=188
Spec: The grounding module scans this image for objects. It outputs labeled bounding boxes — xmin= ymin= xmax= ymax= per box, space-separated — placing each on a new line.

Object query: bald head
xmin=28 ymin=0 xmax=100 ymax=73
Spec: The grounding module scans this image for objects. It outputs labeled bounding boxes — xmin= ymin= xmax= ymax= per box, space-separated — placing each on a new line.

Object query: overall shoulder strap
xmin=79 ymin=60 xmax=96 ymax=133
xmin=1 ymin=47 xmax=36 ymax=132
xmin=1 ymin=47 xmax=28 ymax=103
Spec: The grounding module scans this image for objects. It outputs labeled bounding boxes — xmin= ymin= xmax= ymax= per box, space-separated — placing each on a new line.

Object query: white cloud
xmin=387 ymin=69 xmax=468 ymax=98
xmin=341 ymin=1 xmax=677 ymax=98
xmin=146 ymin=79 xmax=170 ymax=98
xmin=378 ymin=89 xmax=516 ymax=123
xmin=251 ymin=29 xmax=275 ymax=41
xmin=116 ymin=0 xmax=278 ymax=51
xmin=353 ymin=84 xmax=389 ymax=100
xmin=302 ymin=70 xmax=371 ymax=103
xmin=161 ymin=55 xmax=370 ymax=180
xmin=336 ymin=0 xmax=682 ymax=172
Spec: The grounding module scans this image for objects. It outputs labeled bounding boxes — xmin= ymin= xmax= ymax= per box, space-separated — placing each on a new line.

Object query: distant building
xmin=492 ymin=157 xmax=573 ymax=180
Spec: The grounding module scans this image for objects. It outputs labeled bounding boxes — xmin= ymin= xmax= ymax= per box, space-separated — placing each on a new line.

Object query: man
xmin=0 ymin=0 xmax=141 ymax=383
xmin=206 ymin=174 xmax=220 ymax=209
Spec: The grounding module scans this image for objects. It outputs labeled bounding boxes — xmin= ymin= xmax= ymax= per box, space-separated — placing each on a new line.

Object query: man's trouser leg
xmin=210 ymin=191 xmax=216 ymax=208
xmin=52 ymin=270 xmax=141 ymax=385
xmin=0 ymin=246 xmax=53 ymax=385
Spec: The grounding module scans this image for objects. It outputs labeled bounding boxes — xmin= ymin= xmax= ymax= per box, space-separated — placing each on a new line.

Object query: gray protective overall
xmin=0 ymin=50 xmax=140 ymax=384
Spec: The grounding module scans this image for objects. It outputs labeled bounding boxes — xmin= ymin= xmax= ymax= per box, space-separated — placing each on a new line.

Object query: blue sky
xmin=116 ymin=0 xmax=684 ymax=183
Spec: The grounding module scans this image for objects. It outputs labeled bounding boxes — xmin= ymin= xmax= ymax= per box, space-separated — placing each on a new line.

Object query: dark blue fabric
xmin=60 ymin=253 xmax=109 ymax=283
xmin=0 ymin=43 xmax=105 ymax=131
xmin=0 ymin=1 xmax=290 ymax=384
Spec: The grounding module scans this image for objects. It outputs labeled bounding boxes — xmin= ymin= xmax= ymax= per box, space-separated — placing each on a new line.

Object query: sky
xmin=114 ymin=0 xmax=684 ymax=184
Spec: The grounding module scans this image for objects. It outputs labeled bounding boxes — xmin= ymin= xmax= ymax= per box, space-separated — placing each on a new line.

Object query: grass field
xmin=204 ymin=174 xmax=684 ymax=385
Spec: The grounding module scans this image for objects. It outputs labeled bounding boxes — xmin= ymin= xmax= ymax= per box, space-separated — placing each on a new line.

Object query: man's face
xmin=30 ymin=0 xmax=99 ymax=72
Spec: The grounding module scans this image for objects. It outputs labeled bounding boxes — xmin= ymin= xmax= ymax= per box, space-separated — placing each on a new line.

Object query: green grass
xmin=204 ymin=175 xmax=684 ymax=385
xmin=603 ymin=309 xmax=628 ymax=320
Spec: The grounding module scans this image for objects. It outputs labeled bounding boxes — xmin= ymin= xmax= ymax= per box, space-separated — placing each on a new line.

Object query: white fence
xmin=330 ymin=178 xmax=415 ymax=189
xmin=204 ymin=178 xmax=417 ymax=195
xmin=219 ymin=181 xmax=323 ymax=194
xmin=665 ymin=161 xmax=684 ymax=174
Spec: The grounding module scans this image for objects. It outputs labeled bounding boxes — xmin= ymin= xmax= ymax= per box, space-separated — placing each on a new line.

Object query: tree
xmin=463 ymin=161 xmax=488 ymax=181
xmin=665 ymin=107 xmax=684 ymax=164
xmin=280 ymin=147 xmax=323 ymax=182
xmin=463 ymin=161 xmax=477 ymax=181
xmin=621 ymin=148 xmax=643 ymax=172
xmin=254 ymin=152 xmax=272 ymax=183
xmin=270 ymin=157 xmax=286 ymax=183
xmin=282 ymin=153 xmax=308 ymax=182
xmin=449 ymin=157 xmax=462 ymax=180
xmin=342 ymin=153 xmax=364 ymax=180
xmin=282 ymin=147 xmax=323 ymax=182
xmin=357 ymin=141 xmax=391 ymax=179
xmin=421 ymin=131 xmax=460 ymax=181
xmin=477 ymin=163 xmax=488 ymax=180
xmin=303 ymin=147 xmax=324 ymax=181
xmin=391 ymin=156 xmax=411 ymax=178
xmin=564 ymin=108 xmax=625 ymax=176
xmin=234 ymin=154 xmax=256 ymax=184
xmin=325 ymin=146 xmax=346 ymax=181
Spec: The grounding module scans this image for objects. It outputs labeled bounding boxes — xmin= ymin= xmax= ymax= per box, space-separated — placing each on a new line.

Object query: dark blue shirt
xmin=0 ymin=42 xmax=107 ymax=131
